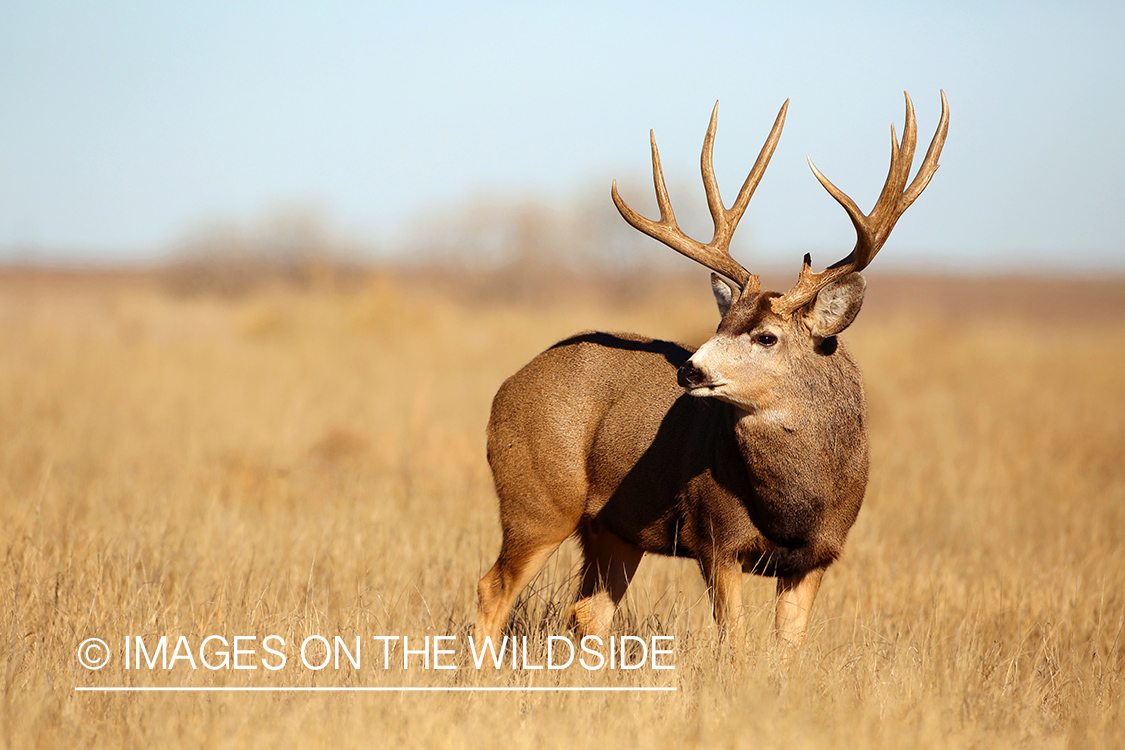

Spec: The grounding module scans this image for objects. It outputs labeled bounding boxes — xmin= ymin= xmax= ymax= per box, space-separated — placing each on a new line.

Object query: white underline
xmin=75 ymin=686 xmax=676 ymax=693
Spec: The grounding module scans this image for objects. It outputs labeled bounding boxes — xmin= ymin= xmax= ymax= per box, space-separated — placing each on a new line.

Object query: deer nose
xmin=677 ymin=362 xmax=708 ymax=388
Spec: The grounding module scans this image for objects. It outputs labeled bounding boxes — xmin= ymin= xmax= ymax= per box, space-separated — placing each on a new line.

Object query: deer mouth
xmin=685 ymin=381 xmax=728 ymax=396
xmin=685 ymin=381 xmax=759 ymax=412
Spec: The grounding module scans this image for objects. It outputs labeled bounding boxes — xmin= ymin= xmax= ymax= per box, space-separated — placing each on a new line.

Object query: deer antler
xmin=612 ymin=100 xmax=789 ymax=292
xmin=772 ymin=91 xmax=949 ymax=318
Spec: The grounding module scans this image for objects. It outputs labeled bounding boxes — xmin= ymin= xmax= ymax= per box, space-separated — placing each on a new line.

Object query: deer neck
xmin=723 ymin=361 xmax=867 ymax=503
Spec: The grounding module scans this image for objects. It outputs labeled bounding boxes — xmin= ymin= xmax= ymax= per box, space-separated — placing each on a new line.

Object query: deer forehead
xmin=717 ymin=291 xmax=789 ymax=337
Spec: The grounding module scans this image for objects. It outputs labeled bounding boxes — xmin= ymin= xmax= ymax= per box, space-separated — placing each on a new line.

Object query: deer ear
xmin=800 ymin=272 xmax=866 ymax=338
xmin=711 ymin=273 xmax=738 ymax=318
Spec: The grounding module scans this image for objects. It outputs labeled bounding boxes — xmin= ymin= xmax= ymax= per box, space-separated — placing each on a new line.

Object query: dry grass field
xmin=1 ymin=266 xmax=1123 ymax=748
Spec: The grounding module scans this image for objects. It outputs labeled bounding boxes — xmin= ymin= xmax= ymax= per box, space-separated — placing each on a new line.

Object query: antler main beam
xmin=612 ymin=100 xmax=790 ymax=292
xmin=772 ymin=91 xmax=949 ymax=318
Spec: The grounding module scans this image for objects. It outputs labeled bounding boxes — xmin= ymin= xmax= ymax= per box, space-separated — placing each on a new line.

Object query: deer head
xmin=613 ymin=92 xmax=949 ymax=414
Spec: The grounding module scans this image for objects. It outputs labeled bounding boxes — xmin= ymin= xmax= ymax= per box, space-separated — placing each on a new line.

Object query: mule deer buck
xmin=476 ymin=92 xmax=948 ymax=651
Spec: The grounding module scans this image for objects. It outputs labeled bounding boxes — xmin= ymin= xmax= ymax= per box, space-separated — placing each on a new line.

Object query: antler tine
xmin=902 ymin=89 xmax=949 ymax=210
xmin=612 ymin=100 xmax=789 ymax=291
xmin=701 ymin=103 xmax=726 ymax=234
xmin=772 ymin=91 xmax=949 ymax=318
xmin=648 ymin=129 xmax=674 ymax=224
xmin=732 ymin=99 xmax=789 ymax=221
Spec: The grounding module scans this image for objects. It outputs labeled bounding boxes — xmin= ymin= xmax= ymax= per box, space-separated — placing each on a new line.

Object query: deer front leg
xmin=699 ymin=556 xmax=744 ymax=646
xmin=774 ymin=566 xmax=825 ymax=652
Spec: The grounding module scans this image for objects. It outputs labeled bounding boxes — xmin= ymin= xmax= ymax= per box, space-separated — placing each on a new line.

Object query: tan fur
xmin=476 ymin=289 xmax=869 ymax=646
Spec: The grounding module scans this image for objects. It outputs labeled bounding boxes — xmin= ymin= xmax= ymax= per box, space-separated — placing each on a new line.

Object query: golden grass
xmin=1 ymin=268 xmax=1123 ymax=748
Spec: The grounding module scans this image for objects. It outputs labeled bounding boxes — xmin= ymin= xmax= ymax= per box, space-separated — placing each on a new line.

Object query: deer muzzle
xmin=677 ymin=362 xmax=710 ymax=389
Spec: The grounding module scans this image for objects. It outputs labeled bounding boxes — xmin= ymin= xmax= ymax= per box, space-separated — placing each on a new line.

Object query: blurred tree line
xmin=163 ymin=180 xmax=743 ymax=296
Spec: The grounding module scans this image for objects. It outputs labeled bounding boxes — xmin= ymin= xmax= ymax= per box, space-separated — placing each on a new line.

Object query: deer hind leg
xmin=774 ymin=566 xmax=825 ymax=654
xmin=476 ymin=535 xmax=566 ymax=645
xmin=568 ymin=521 xmax=644 ymax=638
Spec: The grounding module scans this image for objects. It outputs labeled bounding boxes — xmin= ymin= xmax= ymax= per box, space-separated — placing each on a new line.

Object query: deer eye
xmin=755 ymin=333 xmax=777 ymax=347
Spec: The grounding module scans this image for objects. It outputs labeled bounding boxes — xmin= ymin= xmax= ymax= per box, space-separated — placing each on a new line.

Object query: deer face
xmin=678 ymin=273 xmax=866 ymax=413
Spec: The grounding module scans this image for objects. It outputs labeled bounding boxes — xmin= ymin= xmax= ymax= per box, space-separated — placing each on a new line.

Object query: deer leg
xmin=476 ymin=537 xmax=565 ymax=645
xmin=774 ymin=566 xmax=825 ymax=652
xmin=569 ymin=521 xmax=644 ymax=638
xmin=699 ymin=555 xmax=744 ymax=644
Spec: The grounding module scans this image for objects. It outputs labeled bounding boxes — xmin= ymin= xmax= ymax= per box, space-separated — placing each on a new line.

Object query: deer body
xmin=477 ymin=93 xmax=947 ymax=650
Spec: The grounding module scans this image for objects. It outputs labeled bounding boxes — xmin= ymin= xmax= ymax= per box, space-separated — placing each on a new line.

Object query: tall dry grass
xmin=1 ymin=268 xmax=1122 ymax=748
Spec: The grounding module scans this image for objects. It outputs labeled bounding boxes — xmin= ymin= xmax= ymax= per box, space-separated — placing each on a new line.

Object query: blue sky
xmin=1 ymin=1 xmax=1123 ymax=271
